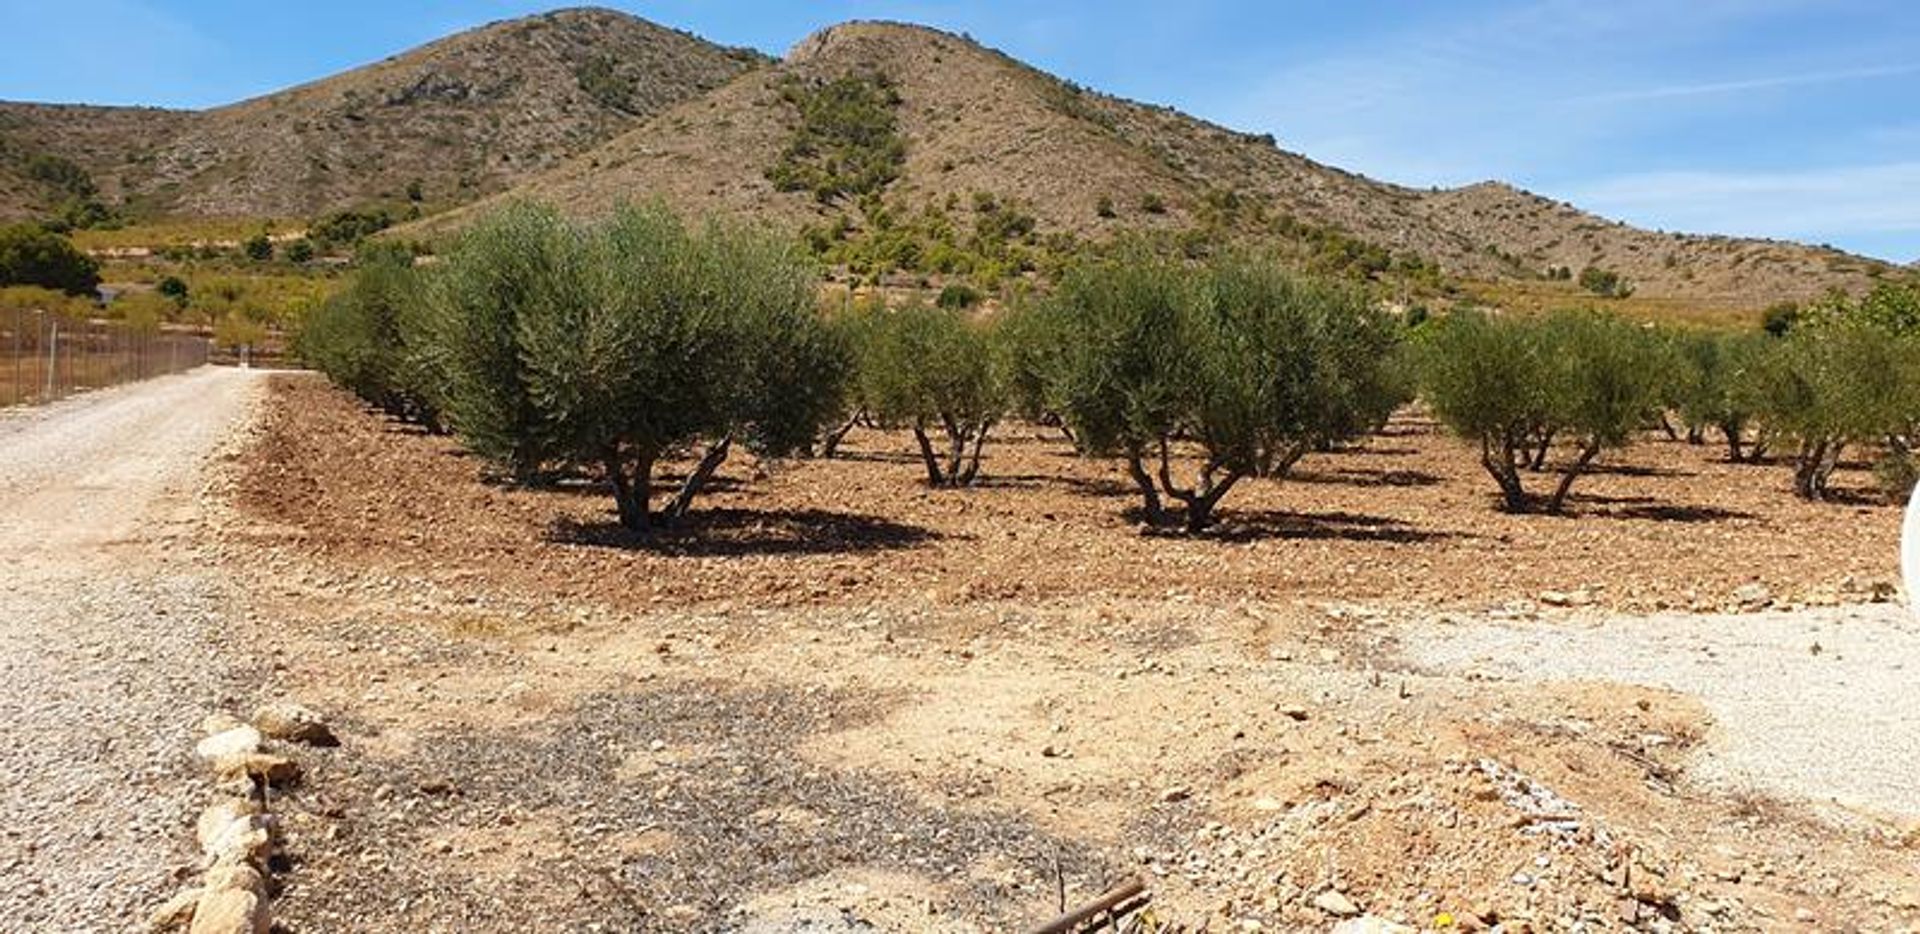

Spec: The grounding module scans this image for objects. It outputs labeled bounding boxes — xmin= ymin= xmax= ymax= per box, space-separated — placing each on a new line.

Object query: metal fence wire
xmin=2 ymin=306 xmax=212 ymax=408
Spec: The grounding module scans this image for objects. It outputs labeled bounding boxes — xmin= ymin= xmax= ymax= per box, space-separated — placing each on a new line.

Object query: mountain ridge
xmin=461 ymin=19 xmax=1892 ymax=310
xmin=0 ymin=7 xmax=766 ymax=220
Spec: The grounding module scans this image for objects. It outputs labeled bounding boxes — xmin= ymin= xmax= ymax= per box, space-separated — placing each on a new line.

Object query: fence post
xmin=45 ymin=318 xmax=58 ymax=401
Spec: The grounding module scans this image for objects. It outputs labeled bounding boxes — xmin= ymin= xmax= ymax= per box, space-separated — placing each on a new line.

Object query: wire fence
xmin=1 ymin=306 xmax=212 ymax=408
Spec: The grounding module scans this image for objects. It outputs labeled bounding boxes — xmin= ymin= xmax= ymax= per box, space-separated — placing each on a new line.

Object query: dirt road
xmin=0 ymin=367 xmax=265 ymax=931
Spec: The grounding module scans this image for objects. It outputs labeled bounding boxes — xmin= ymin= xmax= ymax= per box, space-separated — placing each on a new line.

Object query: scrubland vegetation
xmin=295 ymin=200 xmax=1920 ymax=538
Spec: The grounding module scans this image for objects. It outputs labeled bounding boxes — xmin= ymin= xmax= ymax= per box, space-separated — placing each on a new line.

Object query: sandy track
xmin=0 ymin=367 xmax=265 ymax=930
xmin=1400 ymin=603 xmax=1920 ymax=820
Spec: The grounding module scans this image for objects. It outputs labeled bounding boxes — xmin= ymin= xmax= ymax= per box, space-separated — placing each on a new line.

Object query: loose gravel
xmin=1399 ymin=602 xmax=1920 ymax=819
xmin=0 ymin=368 xmax=266 ymax=931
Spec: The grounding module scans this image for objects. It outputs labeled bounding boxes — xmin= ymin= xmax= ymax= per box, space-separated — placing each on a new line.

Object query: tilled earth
xmin=207 ymin=375 xmax=1920 ymax=932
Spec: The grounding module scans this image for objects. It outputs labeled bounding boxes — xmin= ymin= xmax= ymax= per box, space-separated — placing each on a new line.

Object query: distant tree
xmin=1577 ymin=265 xmax=1633 ymax=299
xmin=283 ymin=239 xmax=315 ymax=264
xmin=243 ymin=232 xmax=274 ymax=262
xmin=935 ymin=282 xmax=981 ymax=310
xmin=852 ymin=302 xmax=1005 ymax=487
xmin=310 ymin=208 xmax=394 ymax=247
xmin=1417 ymin=309 xmax=1665 ymax=513
xmin=1047 ymin=251 xmax=1399 ymax=532
xmin=296 ymin=247 xmax=441 ymax=428
xmin=1671 ymin=329 xmax=1771 ymax=462
xmin=0 ymin=223 xmax=100 ymax=296
xmin=156 ymin=275 xmax=190 ymax=307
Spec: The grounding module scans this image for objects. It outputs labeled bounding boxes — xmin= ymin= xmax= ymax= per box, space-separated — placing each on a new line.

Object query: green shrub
xmin=156 ymin=275 xmax=189 ymax=307
xmin=310 ymin=208 xmax=394 ymax=247
xmin=850 ymin=302 xmax=1004 ymax=486
xmin=1417 ymin=309 xmax=1665 ymax=513
xmin=1577 ymin=265 xmax=1633 ymax=298
xmin=574 ymin=55 xmax=635 ymax=112
xmin=283 ymin=239 xmax=315 ymax=264
xmin=1139 ymin=193 xmax=1167 ymax=215
xmin=0 ymin=223 xmax=100 ymax=295
xmin=766 ymin=74 xmax=906 ymax=203
xmin=1761 ymin=301 xmax=1801 ymax=337
xmin=243 ymin=232 xmax=274 ymax=262
xmin=935 ymin=283 xmax=981 ymax=310
xmin=1046 ymin=251 xmax=1399 ymax=531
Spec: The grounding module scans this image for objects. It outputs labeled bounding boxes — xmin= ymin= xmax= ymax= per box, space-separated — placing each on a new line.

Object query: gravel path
xmin=0 ymin=368 xmax=265 ymax=931
xmin=1400 ymin=602 xmax=1920 ymax=820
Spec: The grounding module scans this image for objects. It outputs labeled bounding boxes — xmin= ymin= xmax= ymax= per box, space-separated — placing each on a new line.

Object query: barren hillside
xmin=0 ymin=7 xmax=765 ymax=219
xmin=487 ymin=21 xmax=1893 ymax=308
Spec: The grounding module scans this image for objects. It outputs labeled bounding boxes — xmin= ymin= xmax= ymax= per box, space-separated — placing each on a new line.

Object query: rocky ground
xmin=202 ymin=374 xmax=1919 ymax=932
xmin=0 ymin=368 xmax=266 ymax=931
xmin=2 ymin=370 xmax=1915 ymax=932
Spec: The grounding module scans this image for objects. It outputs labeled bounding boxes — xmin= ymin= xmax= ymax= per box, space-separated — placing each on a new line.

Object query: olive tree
xmin=421 ymin=203 xmax=570 ymax=483
xmin=1671 ymin=329 xmax=1771 ymax=462
xmin=1048 ymin=252 xmax=1400 ymax=532
xmin=852 ymin=302 xmax=1005 ymax=486
xmin=1418 ymin=310 xmax=1665 ymax=513
xmin=509 ymin=203 xmax=844 ymax=532
xmin=296 ymin=247 xmax=442 ymax=428
xmin=1742 ymin=319 xmax=1920 ymax=500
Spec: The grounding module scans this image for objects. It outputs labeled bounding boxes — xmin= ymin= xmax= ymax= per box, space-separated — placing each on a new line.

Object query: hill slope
xmin=0 ymin=7 xmax=764 ymax=220
xmin=490 ymin=21 xmax=1891 ymax=309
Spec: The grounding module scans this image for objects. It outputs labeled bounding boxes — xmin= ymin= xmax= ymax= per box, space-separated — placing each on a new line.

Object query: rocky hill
xmin=0 ymin=7 xmax=764 ymax=220
xmin=480 ymin=21 xmax=1892 ymax=309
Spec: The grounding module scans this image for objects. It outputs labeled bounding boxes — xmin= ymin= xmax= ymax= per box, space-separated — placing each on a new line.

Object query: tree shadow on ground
xmin=1583 ymin=462 xmax=1695 ymax=479
xmin=1124 ymin=507 xmax=1462 ymax=544
xmin=527 ymin=472 xmax=760 ymax=499
xmin=974 ymin=473 xmax=1134 ymax=498
xmin=546 ymin=507 xmax=944 ymax=556
xmin=1564 ymin=493 xmax=1756 ymax=523
xmin=1288 ymin=467 xmax=1444 ymax=489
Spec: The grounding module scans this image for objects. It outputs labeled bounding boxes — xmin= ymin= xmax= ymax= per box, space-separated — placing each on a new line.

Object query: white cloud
xmin=1567 ymin=63 xmax=1920 ymax=105
xmin=1563 ymin=162 xmax=1920 ymax=249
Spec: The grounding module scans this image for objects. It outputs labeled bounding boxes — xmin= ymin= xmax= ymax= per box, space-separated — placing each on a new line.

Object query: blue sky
xmin=4 ymin=0 xmax=1917 ymax=261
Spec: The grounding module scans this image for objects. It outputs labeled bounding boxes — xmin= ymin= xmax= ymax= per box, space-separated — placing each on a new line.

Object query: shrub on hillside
xmin=1577 ymin=265 xmax=1633 ymax=299
xmin=0 ymin=223 xmax=100 ymax=295
xmin=766 ymin=74 xmax=906 ymax=203
xmin=1417 ymin=309 xmax=1665 ymax=513
xmin=1045 ymin=252 xmax=1400 ymax=532
xmin=310 ymin=208 xmax=394 ymax=247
